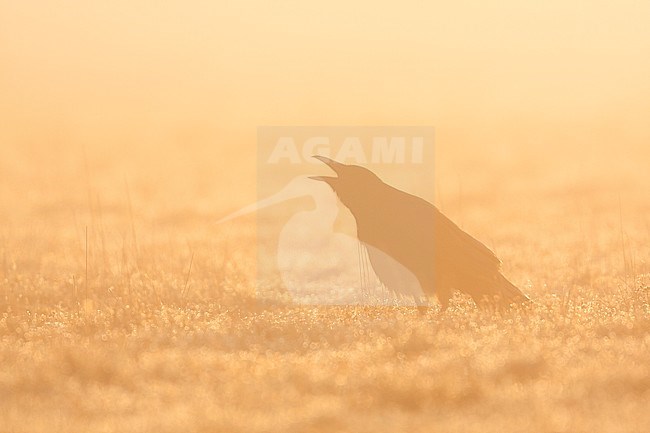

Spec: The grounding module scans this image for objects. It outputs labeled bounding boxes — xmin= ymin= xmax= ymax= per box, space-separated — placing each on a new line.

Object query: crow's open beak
xmin=311 ymin=155 xmax=346 ymax=175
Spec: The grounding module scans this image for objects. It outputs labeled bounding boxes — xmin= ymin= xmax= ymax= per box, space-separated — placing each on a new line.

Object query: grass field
xmin=1 ymin=145 xmax=648 ymax=433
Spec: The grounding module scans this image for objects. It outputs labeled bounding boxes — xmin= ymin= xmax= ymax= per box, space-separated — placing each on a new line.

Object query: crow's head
xmin=310 ymin=155 xmax=384 ymax=213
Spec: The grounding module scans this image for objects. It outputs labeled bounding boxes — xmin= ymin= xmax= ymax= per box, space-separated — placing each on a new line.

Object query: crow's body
xmin=311 ymin=156 xmax=528 ymax=309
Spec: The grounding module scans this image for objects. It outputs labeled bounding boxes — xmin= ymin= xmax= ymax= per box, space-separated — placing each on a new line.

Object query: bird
xmin=310 ymin=155 xmax=529 ymax=310
xmin=217 ymin=176 xmax=426 ymax=305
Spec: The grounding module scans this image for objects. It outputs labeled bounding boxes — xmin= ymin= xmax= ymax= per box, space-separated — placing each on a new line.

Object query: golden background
xmin=0 ymin=2 xmax=648 ymax=432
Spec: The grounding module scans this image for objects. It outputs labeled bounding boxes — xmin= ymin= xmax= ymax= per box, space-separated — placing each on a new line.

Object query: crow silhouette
xmin=310 ymin=155 xmax=529 ymax=310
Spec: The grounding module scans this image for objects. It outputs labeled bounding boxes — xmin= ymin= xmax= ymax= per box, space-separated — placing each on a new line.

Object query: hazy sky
xmin=1 ymin=1 xmax=649 ymax=172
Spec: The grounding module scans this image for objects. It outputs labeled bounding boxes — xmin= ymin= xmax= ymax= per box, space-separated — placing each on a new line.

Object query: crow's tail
xmin=467 ymin=273 xmax=530 ymax=309
xmin=495 ymin=273 xmax=530 ymax=305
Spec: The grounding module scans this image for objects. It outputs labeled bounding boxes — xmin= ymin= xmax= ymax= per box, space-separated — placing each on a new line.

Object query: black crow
xmin=310 ymin=155 xmax=528 ymax=310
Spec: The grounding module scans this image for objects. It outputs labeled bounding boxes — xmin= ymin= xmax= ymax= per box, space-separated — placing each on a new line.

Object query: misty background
xmin=1 ymin=1 xmax=649 ymax=220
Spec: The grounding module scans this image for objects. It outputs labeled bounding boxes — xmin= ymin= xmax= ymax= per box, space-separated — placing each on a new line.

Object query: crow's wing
xmin=355 ymin=184 xmax=504 ymax=294
xmin=382 ymin=185 xmax=501 ymax=272
xmin=431 ymin=205 xmax=501 ymax=272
